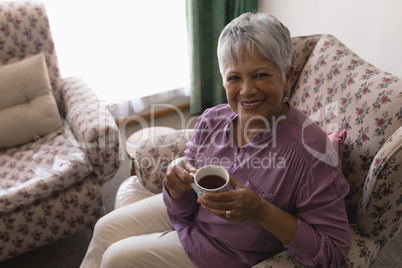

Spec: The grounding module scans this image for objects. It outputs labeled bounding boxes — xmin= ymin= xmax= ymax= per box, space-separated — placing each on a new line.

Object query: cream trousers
xmin=80 ymin=193 xmax=197 ymax=268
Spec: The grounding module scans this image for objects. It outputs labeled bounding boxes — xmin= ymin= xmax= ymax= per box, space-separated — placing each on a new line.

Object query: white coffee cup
xmin=190 ymin=165 xmax=230 ymax=198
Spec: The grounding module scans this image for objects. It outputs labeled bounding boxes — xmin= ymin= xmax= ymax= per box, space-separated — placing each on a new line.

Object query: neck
xmin=240 ymin=102 xmax=289 ymax=129
xmin=235 ymin=103 xmax=289 ymax=147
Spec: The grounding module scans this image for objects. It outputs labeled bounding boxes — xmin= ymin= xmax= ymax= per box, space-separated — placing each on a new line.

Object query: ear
xmin=285 ymin=65 xmax=295 ymax=90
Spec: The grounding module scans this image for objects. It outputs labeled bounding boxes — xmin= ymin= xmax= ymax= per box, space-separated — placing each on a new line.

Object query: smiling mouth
xmin=239 ymin=99 xmax=265 ymax=108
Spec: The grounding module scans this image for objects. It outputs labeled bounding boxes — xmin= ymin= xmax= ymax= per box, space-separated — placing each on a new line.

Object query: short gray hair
xmin=217 ymin=12 xmax=292 ymax=78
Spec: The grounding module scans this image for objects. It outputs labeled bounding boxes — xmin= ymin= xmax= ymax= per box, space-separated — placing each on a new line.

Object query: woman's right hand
xmin=165 ymin=158 xmax=197 ymax=200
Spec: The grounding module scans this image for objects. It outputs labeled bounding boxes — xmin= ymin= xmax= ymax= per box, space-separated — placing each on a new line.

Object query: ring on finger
xmin=225 ymin=210 xmax=231 ymax=218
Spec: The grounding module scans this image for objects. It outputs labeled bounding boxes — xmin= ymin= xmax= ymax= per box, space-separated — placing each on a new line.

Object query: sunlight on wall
xmin=40 ymin=0 xmax=189 ymax=103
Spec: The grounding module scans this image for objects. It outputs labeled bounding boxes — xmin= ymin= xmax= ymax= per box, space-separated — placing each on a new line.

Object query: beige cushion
xmin=0 ymin=54 xmax=63 ymax=148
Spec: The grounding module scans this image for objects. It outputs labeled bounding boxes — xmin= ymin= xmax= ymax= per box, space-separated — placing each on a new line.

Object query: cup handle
xmin=189 ymin=172 xmax=197 ymax=192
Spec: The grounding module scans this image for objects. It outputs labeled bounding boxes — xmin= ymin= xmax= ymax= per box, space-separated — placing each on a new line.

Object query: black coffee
xmin=198 ymin=175 xmax=226 ymax=189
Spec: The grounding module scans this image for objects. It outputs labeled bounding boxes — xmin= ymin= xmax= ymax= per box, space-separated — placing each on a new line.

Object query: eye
xmin=227 ymin=76 xmax=240 ymax=81
xmin=255 ymin=73 xmax=270 ymax=79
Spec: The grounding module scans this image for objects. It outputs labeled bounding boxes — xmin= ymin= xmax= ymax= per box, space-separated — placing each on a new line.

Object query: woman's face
xmin=222 ymin=50 xmax=293 ymax=129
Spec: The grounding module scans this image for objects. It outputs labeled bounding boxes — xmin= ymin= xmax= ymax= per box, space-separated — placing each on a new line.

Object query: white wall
xmin=258 ymin=0 xmax=402 ymax=76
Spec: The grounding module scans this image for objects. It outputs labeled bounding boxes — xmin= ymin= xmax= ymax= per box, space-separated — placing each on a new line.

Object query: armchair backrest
xmin=0 ymin=1 xmax=63 ymax=113
xmin=289 ymin=34 xmax=402 ymax=225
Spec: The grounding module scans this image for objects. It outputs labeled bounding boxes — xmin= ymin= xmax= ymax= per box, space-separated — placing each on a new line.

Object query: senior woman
xmin=80 ymin=12 xmax=351 ymax=268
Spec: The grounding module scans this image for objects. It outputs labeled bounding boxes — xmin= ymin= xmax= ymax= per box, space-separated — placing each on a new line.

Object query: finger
xmin=229 ymin=175 xmax=243 ymax=189
xmin=200 ymin=191 xmax=237 ymax=203
xmin=184 ymin=161 xmax=197 ymax=174
xmin=176 ymin=158 xmax=197 ymax=182
xmin=199 ymin=197 xmax=237 ymax=210
xmin=165 ymin=172 xmax=192 ymax=192
xmin=174 ymin=161 xmax=195 ymax=184
xmin=201 ymin=205 xmax=235 ymax=221
xmin=165 ymin=159 xmax=194 ymax=190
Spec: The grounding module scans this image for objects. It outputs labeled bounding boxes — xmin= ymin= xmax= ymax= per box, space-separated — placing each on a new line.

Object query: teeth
xmin=241 ymin=100 xmax=263 ymax=106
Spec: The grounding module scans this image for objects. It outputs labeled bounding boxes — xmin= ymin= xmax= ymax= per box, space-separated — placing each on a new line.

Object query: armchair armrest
xmin=253 ymin=225 xmax=379 ymax=268
xmin=252 ymin=249 xmax=309 ymax=268
xmin=357 ymin=126 xmax=402 ymax=249
xmin=62 ymin=77 xmax=120 ymax=184
xmin=131 ymin=128 xmax=194 ymax=194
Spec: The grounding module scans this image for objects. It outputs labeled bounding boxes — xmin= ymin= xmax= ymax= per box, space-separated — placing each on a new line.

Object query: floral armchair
xmin=117 ymin=34 xmax=401 ymax=267
xmin=0 ymin=2 xmax=120 ymax=262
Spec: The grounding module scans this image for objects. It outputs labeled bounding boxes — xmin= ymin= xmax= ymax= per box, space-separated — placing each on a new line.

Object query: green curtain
xmin=186 ymin=0 xmax=258 ymax=114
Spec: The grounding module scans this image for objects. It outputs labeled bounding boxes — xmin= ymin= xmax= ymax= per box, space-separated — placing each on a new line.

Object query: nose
xmin=239 ymin=78 xmax=258 ymax=97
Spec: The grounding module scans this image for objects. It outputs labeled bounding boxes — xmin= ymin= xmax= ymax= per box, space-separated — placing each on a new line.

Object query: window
xmin=41 ymin=0 xmax=189 ymax=113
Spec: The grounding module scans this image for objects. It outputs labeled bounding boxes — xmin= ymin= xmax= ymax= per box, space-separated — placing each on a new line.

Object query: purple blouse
xmin=163 ymin=104 xmax=351 ymax=267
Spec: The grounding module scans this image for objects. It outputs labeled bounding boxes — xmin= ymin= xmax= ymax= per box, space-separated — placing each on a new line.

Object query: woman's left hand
xmin=197 ymin=175 xmax=265 ymax=222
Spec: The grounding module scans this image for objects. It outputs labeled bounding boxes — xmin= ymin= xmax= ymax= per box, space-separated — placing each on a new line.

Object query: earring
xmin=283 ymin=94 xmax=289 ymax=103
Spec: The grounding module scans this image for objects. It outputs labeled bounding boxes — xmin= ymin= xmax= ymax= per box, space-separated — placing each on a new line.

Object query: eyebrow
xmin=226 ymin=71 xmax=238 ymax=75
xmin=225 ymin=67 xmax=274 ymax=75
xmin=253 ymin=67 xmax=274 ymax=72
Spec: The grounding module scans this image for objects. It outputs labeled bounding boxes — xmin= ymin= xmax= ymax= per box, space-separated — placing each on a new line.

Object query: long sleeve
xmin=163 ymin=186 xmax=198 ymax=218
xmin=161 ymin=104 xmax=351 ymax=267
xmin=285 ymin=158 xmax=351 ymax=267
xmin=162 ymin=114 xmax=203 ymax=220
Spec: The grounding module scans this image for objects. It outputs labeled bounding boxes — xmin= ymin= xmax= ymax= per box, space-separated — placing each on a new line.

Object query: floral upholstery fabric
xmin=357 ymin=127 xmax=401 ymax=248
xmin=63 ymin=77 xmax=120 ymax=184
xmin=253 ymin=224 xmax=380 ymax=268
xmin=289 ymin=34 xmax=321 ymax=98
xmin=132 ymin=129 xmax=193 ymax=194
xmin=290 ymin=34 xmax=401 ymax=224
xmin=0 ymin=2 xmax=120 ymax=261
xmin=0 ymin=175 xmax=104 ymax=261
xmin=0 ymin=123 xmax=92 ymax=215
xmin=121 ymin=34 xmax=401 ymax=267
xmin=0 ymin=1 xmax=64 ymax=114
